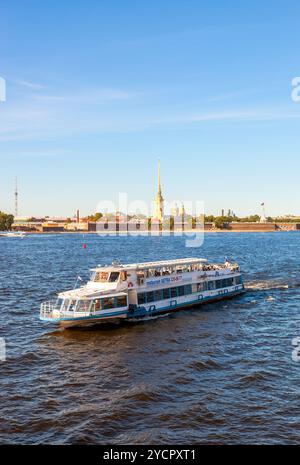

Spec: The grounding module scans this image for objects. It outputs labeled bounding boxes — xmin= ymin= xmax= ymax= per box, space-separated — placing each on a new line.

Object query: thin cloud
xmin=1 ymin=99 xmax=300 ymax=143
xmin=15 ymin=79 xmax=46 ymax=89
xmin=0 ymin=149 xmax=70 ymax=159
xmin=153 ymin=108 xmax=300 ymax=124
xmin=33 ymin=88 xmax=137 ymax=104
xmin=207 ymin=91 xmax=249 ymax=103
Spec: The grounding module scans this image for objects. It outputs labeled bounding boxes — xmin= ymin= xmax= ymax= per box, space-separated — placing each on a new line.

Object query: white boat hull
xmin=45 ymin=285 xmax=245 ymax=329
xmin=58 ymin=313 xmax=128 ymax=328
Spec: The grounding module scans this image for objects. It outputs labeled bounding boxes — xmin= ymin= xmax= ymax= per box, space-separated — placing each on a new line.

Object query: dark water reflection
xmin=0 ymin=233 xmax=300 ymax=444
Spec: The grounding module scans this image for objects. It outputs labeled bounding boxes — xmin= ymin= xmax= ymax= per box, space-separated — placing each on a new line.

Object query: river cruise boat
xmin=40 ymin=258 xmax=245 ymax=328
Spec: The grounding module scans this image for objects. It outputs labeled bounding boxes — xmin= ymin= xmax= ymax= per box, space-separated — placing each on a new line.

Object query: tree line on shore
xmin=0 ymin=211 xmax=14 ymax=231
xmin=86 ymin=212 xmax=300 ymax=230
xmin=3 ymin=210 xmax=300 ymax=232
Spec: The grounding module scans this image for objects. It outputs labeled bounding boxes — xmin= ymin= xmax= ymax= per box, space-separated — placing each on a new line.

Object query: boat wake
xmin=128 ymin=313 xmax=172 ymax=323
xmin=246 ymin=280 xmax=289 ymax=291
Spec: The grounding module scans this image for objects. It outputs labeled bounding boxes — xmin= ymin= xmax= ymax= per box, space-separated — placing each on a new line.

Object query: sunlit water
xmin=0 ymin=232 xmax=299 ymax=444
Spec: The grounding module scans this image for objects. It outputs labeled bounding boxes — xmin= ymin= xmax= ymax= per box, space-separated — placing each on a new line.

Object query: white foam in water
xmin=0 ymin=338 xmax=6 ymax=362
xmin=247 ymin=280 xmax=289 ymax=291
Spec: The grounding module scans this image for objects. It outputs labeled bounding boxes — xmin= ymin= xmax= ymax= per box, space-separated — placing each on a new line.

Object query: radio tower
xmin=14 ymin=177 xmax=18 ymax=218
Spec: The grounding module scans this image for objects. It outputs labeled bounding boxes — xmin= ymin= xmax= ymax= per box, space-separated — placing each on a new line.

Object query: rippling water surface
xmin=0 ymin=232 xmax=300 ymax=444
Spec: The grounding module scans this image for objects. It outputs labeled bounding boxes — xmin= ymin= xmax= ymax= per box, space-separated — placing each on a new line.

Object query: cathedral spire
xmin=158 ymin=159 xmax=161 ymax=194
xmin=154 ymin=160 xmax=164 ymax=222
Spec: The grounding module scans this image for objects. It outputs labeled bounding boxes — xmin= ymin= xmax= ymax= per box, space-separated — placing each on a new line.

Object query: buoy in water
xmin=82 ymin=243 xmax=87 ymax=249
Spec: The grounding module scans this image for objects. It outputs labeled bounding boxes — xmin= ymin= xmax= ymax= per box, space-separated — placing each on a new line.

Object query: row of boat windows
xmin=137 ymin=277 xmax=242 ymax=305
xmin=93 ymin=295 xmax=127 ymax=310
xmin=58 ymin=295 xmax=128 ymax=312
xmin=136 ymin=263 xmax=232 ymax=279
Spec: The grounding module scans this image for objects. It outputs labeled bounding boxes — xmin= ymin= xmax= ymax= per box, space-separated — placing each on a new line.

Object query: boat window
xmin=234 ymin=276 xmax=242 ymax=285
xmin=56 ymin=298 xmax=64 ymax=309
xmin=94 ymin=299 xmax=102 ymax=311
xmin=154 ymin=290 xmax=162 ymax=301
xmin=116 ymin=296 xmax=127 ymax=307
xmin=138 ymin=293 xmax=146 ymax=305
xmin=197 ymin=282 xmax=205 ymax=292
xmin=184 ymin=285 xmax=192 ymax=295
xmin=178 ymin=286 xmax=185 ymax=297
xmin=162 ymin=288 xmax=170 ymax=299
xmin=207 ymin=281 xmax=216 ymax=290
xmin=109 ymin=272 xmax=120 ymax=282
xmin=103 ymin=297 xmax=115 ymax=309
xmin=69 ymin=300 xmax=77 ymax=311
xmin=120 ymin=271 xmax=127 ymax=281
xmin=62 ymin=299 xmax=70 ymax=311
xmin=77 ymin=300 xmax=90 ymax=312
xmin=170 ymin=287 xmax=178 ymax=298
xmin=94 ymin=271 xmax=109 ymax=282
xmin=146 ymin=291 xmax=155 ymax=303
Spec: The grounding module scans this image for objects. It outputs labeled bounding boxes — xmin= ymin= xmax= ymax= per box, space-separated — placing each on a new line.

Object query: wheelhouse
xmin=90 ymin=269 xmax=128 ymax=283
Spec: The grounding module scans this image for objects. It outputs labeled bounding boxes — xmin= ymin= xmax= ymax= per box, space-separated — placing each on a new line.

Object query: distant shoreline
xmin=7 ymin=229 xmax=298 ymax=236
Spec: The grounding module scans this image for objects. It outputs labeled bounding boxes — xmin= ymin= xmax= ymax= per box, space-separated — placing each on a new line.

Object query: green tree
xmin=205 ymin=215 xmax=215 ymax=223
xmin=0 ymin=212 xmax=14 ymax=231
xmin=214 ymin=217 xmax=226 ymax=229
xmin=87 ymin=212 xmax=103 ymax=222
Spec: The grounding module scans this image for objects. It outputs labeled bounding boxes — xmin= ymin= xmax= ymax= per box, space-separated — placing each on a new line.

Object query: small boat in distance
xmin=40 ymin=257 xmax=245 ymax=329
xmin=0 ymin=231 xmax=27 ymax=238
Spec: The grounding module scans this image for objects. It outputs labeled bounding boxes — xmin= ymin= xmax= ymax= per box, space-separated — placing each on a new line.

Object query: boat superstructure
xmin=40 ymin=257 xmax=245 ymax=328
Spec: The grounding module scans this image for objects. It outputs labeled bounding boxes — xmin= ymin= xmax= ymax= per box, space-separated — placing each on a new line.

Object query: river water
xmin=0 ymin=232 xmax=299 ymax=444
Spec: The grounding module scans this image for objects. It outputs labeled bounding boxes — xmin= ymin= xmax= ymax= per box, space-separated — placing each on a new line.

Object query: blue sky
xmin=1 ymin=0 xmax=300 ymax=217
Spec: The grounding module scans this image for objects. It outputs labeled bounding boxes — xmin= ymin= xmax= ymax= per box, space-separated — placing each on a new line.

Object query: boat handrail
xmin=40 ymin=300 xmax=98 ymax=320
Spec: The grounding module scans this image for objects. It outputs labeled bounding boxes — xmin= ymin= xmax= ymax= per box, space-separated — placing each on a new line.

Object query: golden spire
xmin=158 ymin=159 xmax=161 ymax=194
xmin=154 ymin=159 xmax=164 ymax=222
